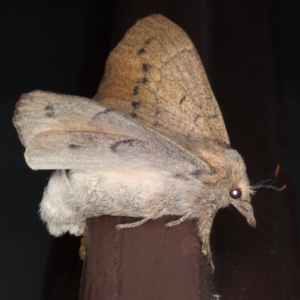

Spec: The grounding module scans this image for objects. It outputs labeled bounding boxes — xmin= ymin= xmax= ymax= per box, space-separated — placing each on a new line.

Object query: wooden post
xmin=79 ymin=216 xmax=211 ymax=299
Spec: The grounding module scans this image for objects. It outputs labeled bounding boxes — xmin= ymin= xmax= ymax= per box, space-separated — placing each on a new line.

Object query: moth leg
xmin=79 ymin=235 xmax=87 ymax=260
xmin=116 ymin=217 xmax=151 ymax=229
xmin=202 ymin=234 xmax=214 ymax=270
xmin=165 ymin=212 xmax=192 ymax=228
xmin=78 ymin=225 xmax=87 ymax=260
xmin=116 ymin=206 xmax=164 ymax=230
xmin=197 ymin=205 xmax=217 ymax=271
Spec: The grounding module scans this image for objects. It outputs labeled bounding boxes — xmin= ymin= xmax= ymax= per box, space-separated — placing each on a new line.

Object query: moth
xmin=13 ymin=14 xmax=283 ymax=269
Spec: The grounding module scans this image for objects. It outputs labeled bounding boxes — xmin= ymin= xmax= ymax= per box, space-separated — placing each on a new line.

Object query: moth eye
xmin=229 ymin=188 xmax=242 ymax=199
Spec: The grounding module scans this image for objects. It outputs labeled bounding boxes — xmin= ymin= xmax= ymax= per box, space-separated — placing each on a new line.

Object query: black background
xmin=1 ymin=0 xmax=299 ymax=299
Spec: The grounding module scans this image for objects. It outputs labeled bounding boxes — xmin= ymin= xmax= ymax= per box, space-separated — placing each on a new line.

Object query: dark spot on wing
xmin=153 ymin=121 xmax=159 ymax=126
xmin=94 ymin=108 xmax=115 ymax=118
xmin=44 ymin=105 xmax=56 ymax=118
xmin=142 ymin=63 xmax=151 ymax=72
xmin=69 ymin=144 xmax=81 ymax=150
xmin=111 ymin=139 xmax=139 ymax=152
xmin=131 ymin=101 xmax=140 ymax=109
xmin=103 ymin=108 xmax=115 ymax=113
xmin=144 ymin=38 xmax=152 ymax=45
xmin=45 ymin=112 xmax=55 ymax=118
xmin=190 ymin=169 xmax=203 ymax=177
xmin=133 ymin=86 xmax=139 ymax=95
xmin=44 ymin=105 xmax=54 ymax=111
xmin=101 ymin=108 xmax=115 ymax=114
xmin=194 ymin=114 xmax=218 ymax=122
xmin=137 ymin=48 xmax=146 ymax=56
xmin=137 ymin=77 xmax=148 ymax=84
xmin=65 ymin=170 xmax=71 ymax=179
xmin=179 ymin=96 xmax=186 ymax=105
xmin=173 ymin=173 xmax=189 ymax=180
xmin=131 ymin=112 xmax=138 ymax=118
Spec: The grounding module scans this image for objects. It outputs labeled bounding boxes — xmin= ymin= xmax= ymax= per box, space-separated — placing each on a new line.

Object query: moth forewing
xmin=97 ymin=14 xmax=230 ymax=147
xmin=18 ymin=91 xmax=211 ymax=174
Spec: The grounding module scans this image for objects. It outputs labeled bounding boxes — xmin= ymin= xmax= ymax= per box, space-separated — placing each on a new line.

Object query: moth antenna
xmin=275 ymin=184 xmax=287 ymax=191
xmin=252 ymin=165 xmax=286 ymax=191
xmin=252 ymin=184 xmax=287 ymax=191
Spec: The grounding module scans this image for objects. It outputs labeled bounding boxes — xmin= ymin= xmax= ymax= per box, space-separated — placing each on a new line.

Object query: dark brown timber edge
xmin=79 ymin=216 xmax=211 ymax=299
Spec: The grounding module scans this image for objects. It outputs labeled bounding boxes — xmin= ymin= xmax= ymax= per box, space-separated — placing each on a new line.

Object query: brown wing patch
xmin=95 ymin=14 xmax=230 ymax=148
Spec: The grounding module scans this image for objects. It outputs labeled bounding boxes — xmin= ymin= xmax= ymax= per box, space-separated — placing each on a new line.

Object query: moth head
xmin=216 ymin=157 xmax=286 ymax=229
xmin=222 ymin=149 xmax=257 ymax=227
xmin=197 ymin=145 xmax=256 ymax=228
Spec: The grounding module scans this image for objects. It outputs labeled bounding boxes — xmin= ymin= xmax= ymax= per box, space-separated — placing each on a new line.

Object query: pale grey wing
xmin=13 ymin=90 xmax=116 ymax=148
xmin=13 ymin=90 xmax=210 ymax=173
xmin=25 ymin=131 xmax=195 ymax=172
xmin=95 ymin=14 xmax=230 ymax=148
